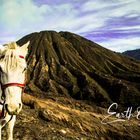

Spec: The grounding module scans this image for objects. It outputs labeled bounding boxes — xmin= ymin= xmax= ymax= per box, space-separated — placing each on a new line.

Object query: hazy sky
xmin=0 ymin=0 xmax=140 ymax=52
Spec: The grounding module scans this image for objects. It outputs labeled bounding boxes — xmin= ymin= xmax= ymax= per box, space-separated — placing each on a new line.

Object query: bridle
xmin=1 ymin=83 xmax=25 ymax=89
xmin=0 ymin=54 xmax=26 ymax=119
xmin=0 ymin=55 xmax=26 ymax=103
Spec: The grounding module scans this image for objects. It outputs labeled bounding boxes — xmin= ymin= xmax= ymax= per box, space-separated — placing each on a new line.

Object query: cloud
xmin=97 ymin=37 xmax=140 ymax=52
xmin=0 ymin=0 xmax=47 ymax=29
xmin=0 ymin=0 xmax=47 ymax=44
xmin=109 ymin=0 xmax=140 ymax=17
xmin=0 ymin=36 xmax=17 ymax=44
xmin=79 ymin=0 xmax=140 ymax=52
xmin=81 ymin=0 xmax=139 ymax=16
xmin=0 ymin=0 xmax=81 ymax=44
xmin=0 ymin=0 xmax=140 ymax=52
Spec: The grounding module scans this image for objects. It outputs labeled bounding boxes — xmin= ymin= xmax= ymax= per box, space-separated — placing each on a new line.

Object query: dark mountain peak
xmin=123 ymin=48 xmax=140 ymax=60
xmin=17 ymin=30 xmax=140 ymax=108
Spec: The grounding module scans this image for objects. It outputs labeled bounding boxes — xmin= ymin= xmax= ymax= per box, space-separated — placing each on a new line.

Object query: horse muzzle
xmin=5 ymin=103 xmax=22 ymax=115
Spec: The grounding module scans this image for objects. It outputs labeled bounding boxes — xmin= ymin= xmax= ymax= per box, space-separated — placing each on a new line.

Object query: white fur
xmin=0 ymin=41 xmax=29 ymax=140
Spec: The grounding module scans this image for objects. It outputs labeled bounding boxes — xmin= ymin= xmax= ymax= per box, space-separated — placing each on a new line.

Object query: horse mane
xmin=2 ymin=42 xmax=25 ymax=70
xmin=3 ymin=42 xmax=17 ymax=49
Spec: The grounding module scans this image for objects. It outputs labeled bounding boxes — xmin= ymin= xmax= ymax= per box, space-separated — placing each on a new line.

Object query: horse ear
xmin=0 ymin=44 xmax=7 ymax=55
xmin=20 ymin=41 xmax=30 ymax=57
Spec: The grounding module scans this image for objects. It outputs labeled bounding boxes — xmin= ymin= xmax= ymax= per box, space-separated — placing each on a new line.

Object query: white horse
xmin=0 ymin=41 xmax=29 ymax=140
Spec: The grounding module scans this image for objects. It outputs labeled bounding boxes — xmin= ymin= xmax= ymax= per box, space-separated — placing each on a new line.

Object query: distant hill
xmin=123 ymin=49 xmax=140 ymax=60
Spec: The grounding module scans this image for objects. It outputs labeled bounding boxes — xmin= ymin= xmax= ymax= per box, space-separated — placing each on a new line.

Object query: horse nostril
xmin=19 ymin=103 xmax=22 ymax=109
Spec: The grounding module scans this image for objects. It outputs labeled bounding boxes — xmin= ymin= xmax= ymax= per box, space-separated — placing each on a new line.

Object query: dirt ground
xmin=1 ymin=93 xmax=140 ymax=140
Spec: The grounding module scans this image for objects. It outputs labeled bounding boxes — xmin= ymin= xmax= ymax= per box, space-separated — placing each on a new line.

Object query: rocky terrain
xmin=2 ymin=30 xmax=140 ymax=140
xmin=2 ymin=93 xmax=139 ymax=140
xmin=123 ymin=49 xmax=140 ymax=60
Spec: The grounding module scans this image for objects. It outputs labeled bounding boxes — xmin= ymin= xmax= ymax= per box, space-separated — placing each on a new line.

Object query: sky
xmin=0 ymin=0 xmax=140 ymax=52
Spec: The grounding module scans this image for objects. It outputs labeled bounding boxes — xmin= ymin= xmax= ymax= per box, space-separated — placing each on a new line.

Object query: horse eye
xmin=22 ymin=68 xmax=27 ymax=73
xmin=0 ymin=66 xmax=2 ymax=72
xmin=0 ymin=55 xmax=4 ymax=59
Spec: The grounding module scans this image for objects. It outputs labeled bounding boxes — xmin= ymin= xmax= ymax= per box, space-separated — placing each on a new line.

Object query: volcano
xmin=17 ymin=30 xmax=140 ymax=107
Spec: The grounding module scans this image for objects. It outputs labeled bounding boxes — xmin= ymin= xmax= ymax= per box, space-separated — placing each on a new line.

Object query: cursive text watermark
xmin=101 ymin=103 xmax=140 ymax=124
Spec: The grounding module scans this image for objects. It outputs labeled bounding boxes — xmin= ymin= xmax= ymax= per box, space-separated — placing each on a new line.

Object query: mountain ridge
xmin=123 ymin=48 xmax=140 ymax=60
xmin=16 ymin=30 xmax=140 ymax=108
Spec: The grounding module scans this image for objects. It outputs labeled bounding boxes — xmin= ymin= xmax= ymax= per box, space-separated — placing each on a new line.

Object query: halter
xmin=1 ymin=83 xmax=25 ymax=89
xmin=19 ymin=55 xmax=25 ymax=59
xmin=0 ymin=55 xmax=25 ymax=118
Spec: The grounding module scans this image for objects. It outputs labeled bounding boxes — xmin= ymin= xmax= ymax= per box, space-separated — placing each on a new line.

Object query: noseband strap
xmin=19 ymin=55 xmax=25 ymax=59
xmin=1 ymin=55 xmax=25 ymax=89
xmin=1 ymin=83 xmax=25 ymax=89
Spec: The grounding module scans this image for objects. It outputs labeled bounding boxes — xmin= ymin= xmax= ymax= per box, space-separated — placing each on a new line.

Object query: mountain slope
xmin=17 ymin=31 xmax=140 ymax=107
xmin=123 ymin=49 xmax=140 ymax=60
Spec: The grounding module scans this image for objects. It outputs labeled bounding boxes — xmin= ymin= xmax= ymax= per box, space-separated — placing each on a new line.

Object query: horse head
xmin=0 ymin=41 xmax=29 ymax=115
